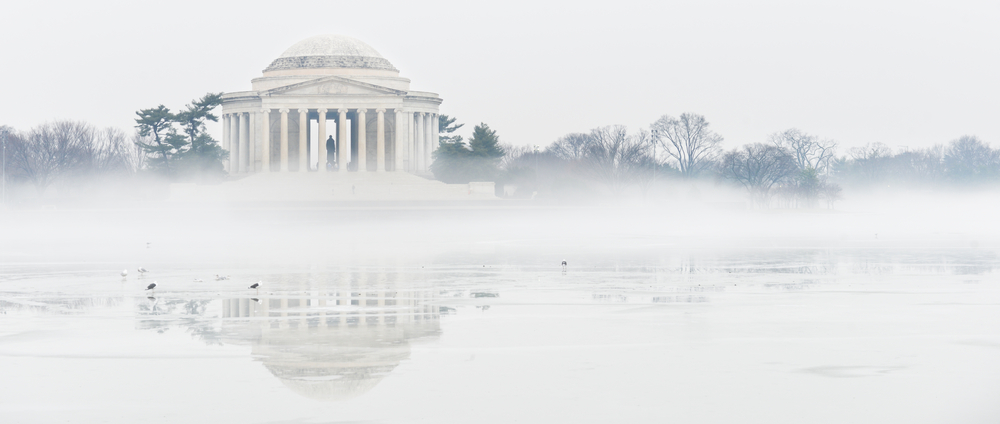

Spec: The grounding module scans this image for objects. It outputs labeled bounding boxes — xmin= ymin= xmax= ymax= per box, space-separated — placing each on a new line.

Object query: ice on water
xmin=1 ymin=206 xmax=999 ymax=423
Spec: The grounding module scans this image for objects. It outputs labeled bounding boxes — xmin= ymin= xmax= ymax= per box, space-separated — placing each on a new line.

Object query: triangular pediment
xmin=262 ymin=76 xmax=405 ymax=97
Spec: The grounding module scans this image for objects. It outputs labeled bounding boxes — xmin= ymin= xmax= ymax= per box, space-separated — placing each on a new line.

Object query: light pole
xmin=650 ymin=129 xmax=658 ymax=183
xmin=533 ymin=144 xmax=540 ymax=191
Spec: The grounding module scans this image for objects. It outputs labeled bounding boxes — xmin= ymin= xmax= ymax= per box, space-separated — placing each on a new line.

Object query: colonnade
xmin=221 ymin=108 xmax=438 ymax=175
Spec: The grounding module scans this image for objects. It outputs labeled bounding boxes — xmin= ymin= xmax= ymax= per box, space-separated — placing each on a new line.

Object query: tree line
xmin=1 ymin=93 xmax=226 ymax=199
xmin=432 ymin=114 xmax=1000 ymax=208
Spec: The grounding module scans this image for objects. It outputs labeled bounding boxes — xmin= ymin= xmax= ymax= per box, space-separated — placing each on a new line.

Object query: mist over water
xmin=1 ymin=199 xmax=999 ymax=423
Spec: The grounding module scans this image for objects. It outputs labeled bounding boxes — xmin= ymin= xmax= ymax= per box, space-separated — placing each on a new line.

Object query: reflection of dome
xmin=265 ymin=34 xmax=397 ymax=72
xmin=261 ymin=344 xmax=408 ymax=401
xmin=216 ymin=290 xmax=440 ymax=401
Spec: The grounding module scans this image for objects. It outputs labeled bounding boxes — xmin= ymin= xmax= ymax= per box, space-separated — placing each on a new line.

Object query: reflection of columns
xmin=338 ymin=108 xmax=348 ymax=173
xmin=376 ymin=108 xmax=386 ymax=172
xmin=356 ymin=108 xmax=367 ymax=172
xmin=261 ymin=109 xmax=270 ymax=172
xmin=279 ymin=108 xmax=289 ymax=172
xmin=415 ymin=113 xmax=425 ymax=172
xmin=229 ymin=113 xmax=239 ymax=173
xmin=239 ymin=112 xmax=249 ymax=173
xmin=317 ymin=108 xmax=327 ymax=172
xmin=298 ymin=109 xmax=308 ymax=172
xmin=222 ymin=114 xmax=230 ymax=173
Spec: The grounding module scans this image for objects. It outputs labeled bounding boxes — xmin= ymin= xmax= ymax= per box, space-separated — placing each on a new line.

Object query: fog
xmin=2 ymin=0 xmax=1000 ymax=420
xmin=2 ymin=195 xmax=999 ymax=423
xmin=3 ymin=1 xmax=999 ymax=149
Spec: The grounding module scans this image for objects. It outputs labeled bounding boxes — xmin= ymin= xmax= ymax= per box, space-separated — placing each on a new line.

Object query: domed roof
xmin=264 ymin=34 xmax=397 ymax=72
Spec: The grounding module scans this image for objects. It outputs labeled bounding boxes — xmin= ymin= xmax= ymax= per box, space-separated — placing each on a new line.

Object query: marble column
xmin=356 ymin=108 xmax=367 ymax=172
xmin=222 ymin=114 xmax=230 ymax=173
xmin=279 ymin=108 xmax=289 ymax=172
xmin=394 ymin=110 xmax=404 ymax=172
xmin=415 ymin=112 xmax=424 ymax=172
xmin=298 ymin=109 xmax=308 ymax=172
xmin=407 ymin=111 xmax=415 ymax=171
xmin=338 ymin=108 xmax=348 ymax=173
xmin=424 ymin=113 xmax=433 ymax=171
xmin=229 ymin=113 xmax=239 ymax=173
xmin=239 ymin=112 xmax=249 ymax=173
xmin=261 ymin=109 xmax=270 ymax=172
xmin=317 ymin=108 xmax=327 ymax=172
xmin=376 ymin=108 xmax=386 ymax=172
xmin=248 ymin=112 xmax=256 ymax=173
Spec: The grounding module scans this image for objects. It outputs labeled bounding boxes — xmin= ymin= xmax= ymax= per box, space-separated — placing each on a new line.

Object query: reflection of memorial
xmin=220 ymin=286 xmax=440 ymax=401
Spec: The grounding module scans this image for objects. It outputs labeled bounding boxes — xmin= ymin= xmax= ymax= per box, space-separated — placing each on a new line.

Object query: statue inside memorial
xmin=326 ymin=135 xmax=336 ymax=170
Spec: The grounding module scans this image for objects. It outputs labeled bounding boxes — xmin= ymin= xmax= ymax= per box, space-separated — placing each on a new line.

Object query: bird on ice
xmin=561 ymin=260 xmax=568 ymax=269
xmin=137 ymin=267 xmax=148 ymax=276
xmin=193 ymin=278 xmax=203 ymax=283
xmin=120 ymin=269 xmax=128 ymax=279
xmin=145 ymin=282 xmax=157 ymax=294
xmin=249 ymin=281 xmax=261 ymax=294
xmin=215 ymin=275 xmax=230 ymax=281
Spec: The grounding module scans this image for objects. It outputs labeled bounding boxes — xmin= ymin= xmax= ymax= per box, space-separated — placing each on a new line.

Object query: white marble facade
xmin=221 ymin=35 xmax=442 ymax=175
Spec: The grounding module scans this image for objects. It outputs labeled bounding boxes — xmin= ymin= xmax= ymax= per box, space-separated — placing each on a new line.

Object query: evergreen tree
xmin=135 ymin=105 xmax=183 ymax=175
xmin=438 ymin=115 xmax=464 ymax=144
xmin=430 ymin=122 xmax=505 ymax=183
xmin=468 ymin=123 xmax=505 ymax=159
xmin=134 ymin=93 xmax=227 ymax=180
xmin=431 ymin=138 xmax=474 ymax=183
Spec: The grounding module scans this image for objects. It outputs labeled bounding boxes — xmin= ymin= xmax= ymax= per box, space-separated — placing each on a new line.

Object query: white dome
xmin=265 ymin=34 xmax=396 ymax=72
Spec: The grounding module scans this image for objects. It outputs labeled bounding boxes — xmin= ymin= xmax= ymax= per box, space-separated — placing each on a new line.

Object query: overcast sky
xmin=2 ymin=0 xmax=997 ymax=151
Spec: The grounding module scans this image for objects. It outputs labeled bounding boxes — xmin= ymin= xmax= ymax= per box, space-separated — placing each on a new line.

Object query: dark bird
xmin=249 ymin=281 xmax=261 ymax=294
xmin=145 ymin=282 xmax=157 ymax=294
xmin=561 ymin=260 xmax=568 ymax=269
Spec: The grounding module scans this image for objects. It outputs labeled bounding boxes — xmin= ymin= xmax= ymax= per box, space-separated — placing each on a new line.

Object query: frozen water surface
xmin=1 ymin=206 xmax=999 ymax=423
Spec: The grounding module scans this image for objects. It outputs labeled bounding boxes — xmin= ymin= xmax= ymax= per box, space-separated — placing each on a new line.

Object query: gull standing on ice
xmin=145 ymin=282 xmax=157 ymax=294
xmin=137 ymin=267 xmax=148 ymax=277
xmin=121 ymin=269 xmax=128 ymax=279
xmin=249 ymin=281 xmax=261 ymax=294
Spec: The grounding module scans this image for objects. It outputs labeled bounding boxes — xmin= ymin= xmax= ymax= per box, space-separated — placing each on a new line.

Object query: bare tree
xmin=630 ymin=129 xmax=659 ymax=198
xmin=847 ymin=142 xmax=892 ymax=183
xmin=547 ymin=132 xmax=591 ymax=161
xmin=943 ymin=135 xmax=999 ymax=182
xmin=6 ymin=121 xmax=142 ymax=195
xmin=650 ymin=113 xmax=723 ymax=177
xmin=8 ymin=121 xmax=91 ymax=193
xmin=499 ymin=144 xmax=533 ymax=172
xmin=585 ymin=125 xmax=651 ymax=194
xmin=94 ymin=127 xmax=142 ymax=175
xmin=720 ymin=143 xmax=798 ymax=208
xmin=769 ymin=128 xmax=838 ymax=173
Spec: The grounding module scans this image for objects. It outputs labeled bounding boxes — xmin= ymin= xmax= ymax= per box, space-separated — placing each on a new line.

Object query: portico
xmin=220 ymin=35 xmax=441 ymax=175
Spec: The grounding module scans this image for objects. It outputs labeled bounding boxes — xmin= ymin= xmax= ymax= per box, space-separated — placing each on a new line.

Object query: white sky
xmin=2 ymin=0 xmax=998 ymax=151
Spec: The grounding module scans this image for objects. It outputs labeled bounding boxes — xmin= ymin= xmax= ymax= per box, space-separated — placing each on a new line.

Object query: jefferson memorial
xmin=222 ymin=34 xmax=440 ymax=174
xmin=172 ymin=34 xmax=493 ymax=201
